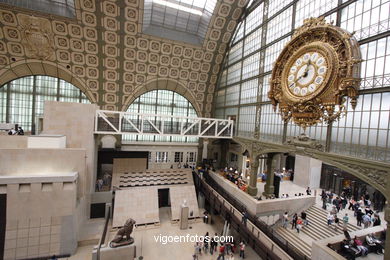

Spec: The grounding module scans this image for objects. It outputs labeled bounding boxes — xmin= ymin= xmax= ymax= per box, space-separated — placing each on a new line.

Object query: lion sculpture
xmin=110 ymin=218 xmax=136 ymax=247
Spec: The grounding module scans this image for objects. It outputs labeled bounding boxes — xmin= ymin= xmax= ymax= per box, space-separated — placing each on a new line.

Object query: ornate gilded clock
xmin=268 ymin=17 xmax=362 ymax=129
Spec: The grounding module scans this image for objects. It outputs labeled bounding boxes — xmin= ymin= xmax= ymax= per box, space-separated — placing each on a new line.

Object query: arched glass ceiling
xmin=0 ymin=0 xmax=75 ymax=18
xmin=123 ymin=89 xmax=198 ymax=143
xmin=143 ymin=0 xmax=217 ymax=45
xmin=0 ymin=75 xmax=90 ymax=133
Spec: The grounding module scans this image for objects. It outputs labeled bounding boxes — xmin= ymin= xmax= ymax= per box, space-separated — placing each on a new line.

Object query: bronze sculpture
xmin=110 ymin=218 xmax=136 ymax=248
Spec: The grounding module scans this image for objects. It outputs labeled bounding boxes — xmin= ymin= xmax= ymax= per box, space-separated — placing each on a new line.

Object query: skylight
xmin=153 ymin=0 xmax=203 ymax=16
xmin=143 ymin=0 xmax=218 ymax=45
xmin=0 ymin=0 xmax=75 ymax=18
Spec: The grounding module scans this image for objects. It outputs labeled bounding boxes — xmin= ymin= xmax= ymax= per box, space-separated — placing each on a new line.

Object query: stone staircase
xmin=276 ymin=226 xmax=312 ymax=259
xmin=275 ymin=205 xmax=361 ymax=259
xmin=302 ymin=205 xmax=360 ymax=240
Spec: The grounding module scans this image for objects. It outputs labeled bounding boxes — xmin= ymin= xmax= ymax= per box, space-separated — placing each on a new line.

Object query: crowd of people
xmin=192 ymin=232 xmax=246 ymax=260
xmin=321 ymin=190 xmax=382 ymax=231
xmin=7 ymin=126 xmax=24 ymax=135
xmin=221 ymin=167 xmax=248 ymax=193
xmin=282 ymin=210 xmax=309 ymax=234
xmin=338 ymin=232 xmax=384 ymax=259
xmin=95 ymin=172 xmax=112 ymax=191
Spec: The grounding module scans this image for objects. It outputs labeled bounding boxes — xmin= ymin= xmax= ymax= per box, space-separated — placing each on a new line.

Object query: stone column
xmin=220 ymin=139 xmax=229 ymax=168
xmin=247 ymin=159 xmax=259 ymax=196
xmin=202 ymin=138 xmax=209 ymax=160
xmin=241 ymin=155 xmax=247 ymax=174
xmin=280 ymin=153 xmax=287 ymax=170
xmin=384 ymin=208 xmax=390 ymax=260
xmin=263 ymin=153 xmax=276 ymax=198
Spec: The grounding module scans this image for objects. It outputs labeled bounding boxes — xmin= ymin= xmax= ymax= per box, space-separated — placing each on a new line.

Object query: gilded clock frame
xmin=268 ymin=17 xmax=362 ymax=129
xmin=282 ymin=42 xmax=338 ymax=102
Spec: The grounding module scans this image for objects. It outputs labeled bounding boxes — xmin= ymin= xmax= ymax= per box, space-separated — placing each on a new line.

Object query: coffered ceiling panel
xmin=0 ymin=0 xmax=248 ymax=116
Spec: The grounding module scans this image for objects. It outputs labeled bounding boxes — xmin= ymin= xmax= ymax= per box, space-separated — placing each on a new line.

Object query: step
xmin=276 ymin=228 xmax=312 ymax=257
xmin=278 ymin=228 xmax=312 ymax=253
xmin=276 ymin=227 xmax=311 ymax=258
xmin=307 ymin=206 xmax=361 ymax=231
xmin=300 ymin=224 xmax=338 ymax=240
xmin=304 ymin=214 xmax=353 ymax=236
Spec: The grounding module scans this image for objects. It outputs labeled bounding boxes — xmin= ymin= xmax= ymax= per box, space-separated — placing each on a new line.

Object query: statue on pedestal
xmin=110 ymin=218 xmax=136 ymax=248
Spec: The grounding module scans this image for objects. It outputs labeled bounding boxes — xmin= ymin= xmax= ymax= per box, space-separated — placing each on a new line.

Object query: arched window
xmin=124 ymin=90 xmax=198 ymax=143
xmin=0 ymin=75 xmax=90 ymax=133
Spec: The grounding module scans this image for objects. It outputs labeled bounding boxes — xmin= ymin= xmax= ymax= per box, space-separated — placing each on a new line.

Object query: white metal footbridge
xmin=94 ymin=110 xmax=234 ymax=139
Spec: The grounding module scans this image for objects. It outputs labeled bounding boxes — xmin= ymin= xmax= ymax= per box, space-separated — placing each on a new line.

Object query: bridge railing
xmin=94 ymin=110 xmax=234 ymax=138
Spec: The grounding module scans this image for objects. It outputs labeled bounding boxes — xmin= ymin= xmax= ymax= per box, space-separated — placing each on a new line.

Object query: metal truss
xmin=94 ymin=110 xmax=234 ymax=139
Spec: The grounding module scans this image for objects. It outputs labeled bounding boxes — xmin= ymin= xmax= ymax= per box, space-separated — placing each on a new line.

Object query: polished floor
xmin=64 ymin=207 xmax=261 ymax=260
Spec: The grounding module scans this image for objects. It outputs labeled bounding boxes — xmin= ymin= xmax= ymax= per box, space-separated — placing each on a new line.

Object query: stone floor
xmin=61 ymin=180 xmax=387 ymax=260
xmin=63 ymin=207 xmax=261 ymax=260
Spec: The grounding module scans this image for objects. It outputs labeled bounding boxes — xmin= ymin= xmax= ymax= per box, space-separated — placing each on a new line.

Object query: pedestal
xmin=179 ymin=205 xmax=189 ymax=229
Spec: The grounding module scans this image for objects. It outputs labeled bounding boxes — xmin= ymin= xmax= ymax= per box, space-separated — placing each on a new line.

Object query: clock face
xmin=286 ymin=51 xmax=329 ymax=98
xmin=268 ymin=17 xmax=362 ymax=129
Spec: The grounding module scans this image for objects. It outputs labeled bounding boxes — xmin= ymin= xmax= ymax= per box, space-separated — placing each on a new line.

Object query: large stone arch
xmin=121 ymin=78 xmax=201 ymax=116
xmin=0 ymin=59 xmax=97 ymax=103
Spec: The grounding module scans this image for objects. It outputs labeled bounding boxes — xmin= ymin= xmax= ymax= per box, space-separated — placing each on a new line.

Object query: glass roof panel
xmin=0 ymin=0 xmax=75 ymax=18
xmin=143 ymin=0 xmax=218 ymax=45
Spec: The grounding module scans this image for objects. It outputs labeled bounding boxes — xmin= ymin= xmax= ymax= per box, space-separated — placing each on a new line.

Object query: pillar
xmin=220 ymin=139 xmax=229 ymax=168
xmin=202 ymin=139 xmax=209 ymax=160
xmin=247 ymin=159 xmax=259 ymax=196
xmin=384 ymin=208 xmax=390 ymax=260
xmin=294 ymin=154 xmax=322 ymax=188
xmin=263 ymin=153 xmax=276 ymax=198
xmin=280 ymin=153 xmax=287 ymax=170
xmin=241 ymin=155 xmax=247 ymax=174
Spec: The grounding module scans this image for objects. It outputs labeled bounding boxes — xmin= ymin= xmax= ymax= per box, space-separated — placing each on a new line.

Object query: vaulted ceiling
xmin=0 ymin=0 xmax=248 ymax=117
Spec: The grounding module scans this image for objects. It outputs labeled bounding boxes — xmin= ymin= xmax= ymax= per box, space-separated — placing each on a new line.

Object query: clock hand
xmin=304 ymin=60 xmax=311 ymax=74
xmin=295 ymin=61 xmax=312 ymax=83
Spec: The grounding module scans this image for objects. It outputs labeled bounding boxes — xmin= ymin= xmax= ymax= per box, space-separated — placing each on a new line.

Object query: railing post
xmin=119 ymin=112 xmax=122 ymax=133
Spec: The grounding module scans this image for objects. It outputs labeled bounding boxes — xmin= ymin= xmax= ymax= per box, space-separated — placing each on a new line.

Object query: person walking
xmin=363 ymin=213 xmax=371 ymax=228
xmin=301 ymin=211 xmax=308 ymax=226
xmin=282 ymin=212 xmax=289 ymax=228
xmin=334 ymin=214 xmax=340 ymax=230
xmin=342 ymin=213 xmax=349 ymax=229
xmin=291 ymin=213 xmax=298 ymax=230
xmin=210 ymin=237 xmax=215 ymax=255
xmin=321 ymin=190 xmax=327 ymax=209
xmin=241 ymin=211 xmax=248 ymax=227
xmin=239 ymin=241 xmax=245 ymax=259
xmin=193 ymin=242 xmax=200 ymax=260
xmin=356 ymin=208 xmax=364 ymax=227
xmin=327 ymin=212 xmax=334 ymax=226
xmin=296 ymin=217 xmax=303 ymax=233
xmin=217 ymin=243 xmax=225 ymax=260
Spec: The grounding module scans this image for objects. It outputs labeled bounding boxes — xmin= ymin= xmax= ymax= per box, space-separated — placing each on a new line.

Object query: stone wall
xmin=209 ymin=171 xmax=316 ymax=216
xmin=0 ymin=136 xmax=28 ymax=149
xmin=1 ymin=174 xmax=78 ymax=259
xmin=42 ymin=101 xmax=97 ymax=194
